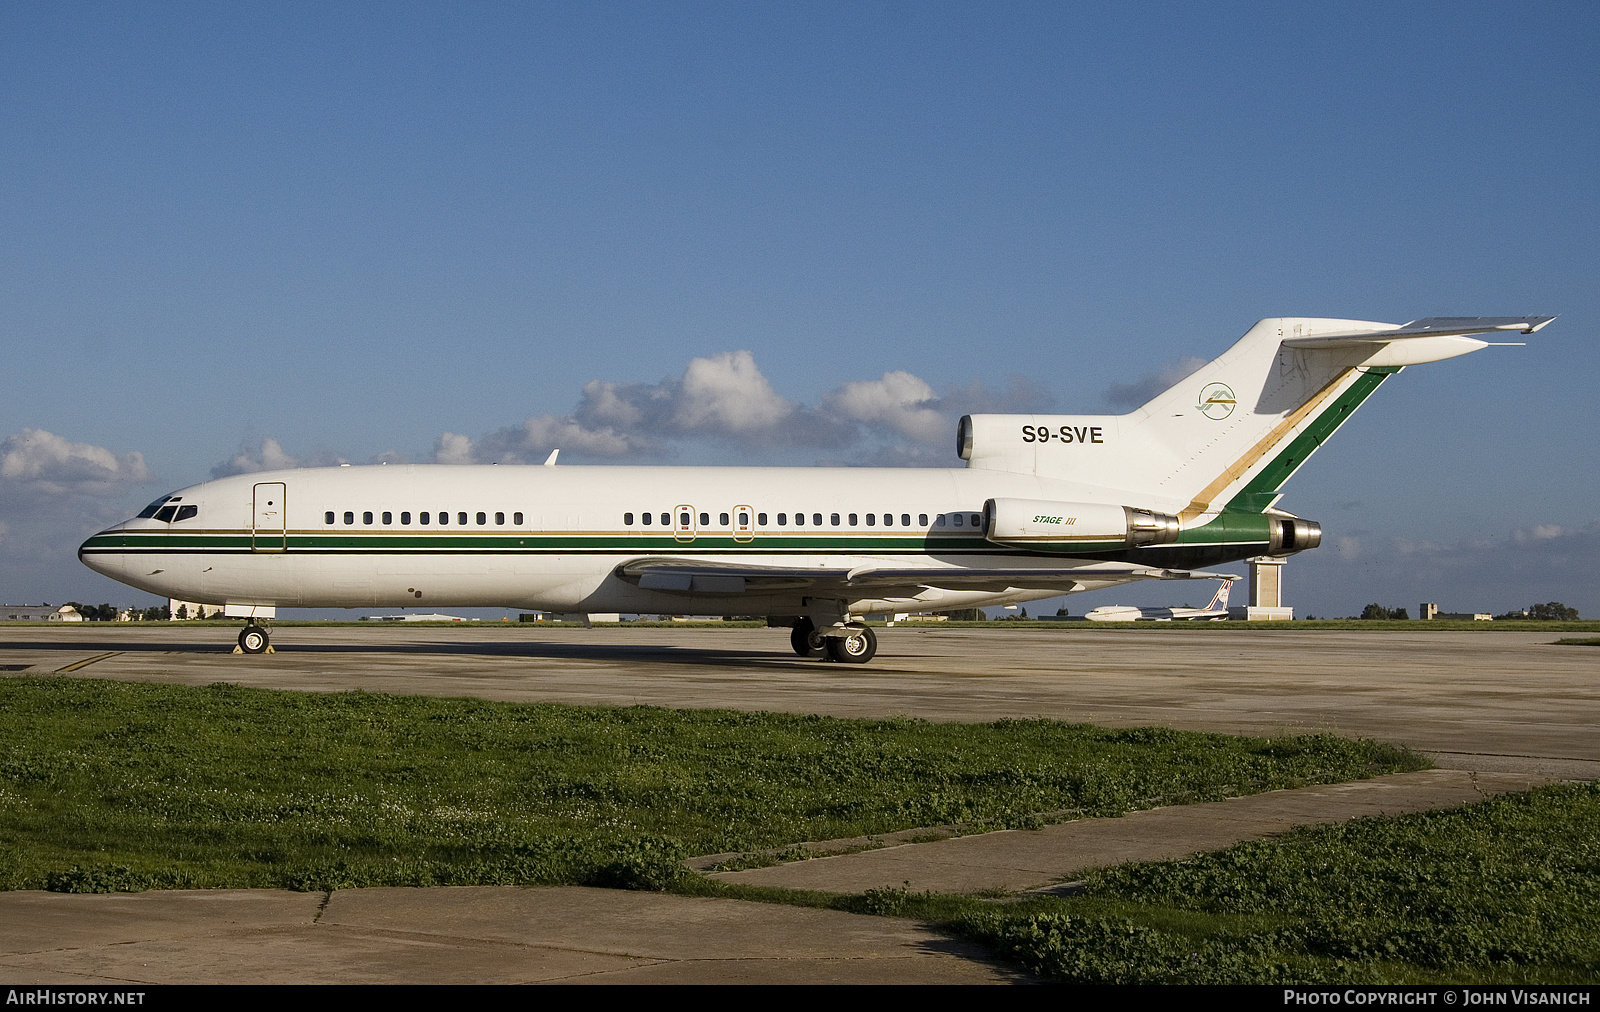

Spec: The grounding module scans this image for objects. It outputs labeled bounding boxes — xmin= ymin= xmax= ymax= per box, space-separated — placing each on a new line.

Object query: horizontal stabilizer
xmin=1283 ymin=316 xmax=1554 ymax=348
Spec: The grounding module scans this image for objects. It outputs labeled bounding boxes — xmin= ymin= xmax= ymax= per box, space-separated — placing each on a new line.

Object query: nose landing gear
xmin=235 ymin=624 xmax=273 ymax=654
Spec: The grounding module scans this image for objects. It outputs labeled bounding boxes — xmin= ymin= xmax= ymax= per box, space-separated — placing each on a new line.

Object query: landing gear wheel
xmin=238 ymin=624 xmax=270 ymax=654
xmin=825 ymin=625 xmax=877 ymax=664
xmin=790 ymin=617 xmax=826 ymax=657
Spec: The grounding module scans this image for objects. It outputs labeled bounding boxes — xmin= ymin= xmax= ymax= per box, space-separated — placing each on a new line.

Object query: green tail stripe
xmin=1225 ymin=367 xmax=1396 ymax=514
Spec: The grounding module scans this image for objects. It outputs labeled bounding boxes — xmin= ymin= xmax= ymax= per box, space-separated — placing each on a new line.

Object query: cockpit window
xmin=153 ymin=505 xmax=179 ymax=522
xmin=137 ymin=496 xmax=173 ymax=519
xmin=174 ymin=505 xmax=199 ymax=522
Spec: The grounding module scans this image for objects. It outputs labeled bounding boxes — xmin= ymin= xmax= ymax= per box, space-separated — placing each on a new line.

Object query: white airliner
xmin=1084 ymin=576 xmax=1237 ymax=622
xmin=80 ymin=316 xmax=1551 ymax=662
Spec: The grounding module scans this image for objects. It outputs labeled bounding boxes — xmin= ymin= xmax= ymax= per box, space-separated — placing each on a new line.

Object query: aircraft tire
xmin=825 ymin=626 xmax=877 ymax=664
xmin=239 ymin=624 xmax=270 ymax=654
xmin=789 ymin=618 xmax=825 ymax=657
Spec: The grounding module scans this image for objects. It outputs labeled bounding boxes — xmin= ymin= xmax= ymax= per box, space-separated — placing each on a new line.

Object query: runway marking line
xmin=54 ymin=651 xmax=122 ymax=673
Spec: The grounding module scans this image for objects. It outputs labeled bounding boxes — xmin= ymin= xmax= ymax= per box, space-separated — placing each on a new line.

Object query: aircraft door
xmin=733 ymin=505 xmax=754 ymax=543
xmin=674 ymin=504 xmax=696 ymax=543
xmin=252 ymin=483 xmax=287 ymax=552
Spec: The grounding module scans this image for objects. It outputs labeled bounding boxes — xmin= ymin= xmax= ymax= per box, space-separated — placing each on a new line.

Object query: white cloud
xmin=0 ymin=429 xmax=152 ymax=496
xmin=1104 ymin=356 xmax=1208 ymax=411
xmin=673 ymin=351 xmax=796 ymax=434
xmin=211 ymin=437 xmax=352 ymax=478
xmin=1516 ymin=524 xmax=1567 ymax=542
xmin=208 ymin=352 xmax=1080 ymax=472
xmin=825 ymin=371 xmax=946 ymax=442
xmin=432 ymin=432 xmax=477 ymax=465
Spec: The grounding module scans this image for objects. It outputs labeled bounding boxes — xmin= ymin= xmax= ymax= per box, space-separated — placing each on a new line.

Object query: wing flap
xmin=617 ymin=557 xmax=1232 ymax=596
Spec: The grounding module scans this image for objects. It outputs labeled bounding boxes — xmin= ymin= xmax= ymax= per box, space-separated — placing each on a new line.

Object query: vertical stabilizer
xmin=959 ymin=316 xmax=1547 ymax=521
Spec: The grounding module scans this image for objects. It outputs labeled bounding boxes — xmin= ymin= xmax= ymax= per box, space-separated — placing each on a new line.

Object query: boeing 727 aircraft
xmin=1084 ymin=576 xmax=1237 ymax=622
xmin=80 ymin=315 xmax=1552 ymax=662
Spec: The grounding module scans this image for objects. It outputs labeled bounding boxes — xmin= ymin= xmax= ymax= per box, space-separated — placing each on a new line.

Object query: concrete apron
xmin=0 ymin=886 xmax=1030 ymax=985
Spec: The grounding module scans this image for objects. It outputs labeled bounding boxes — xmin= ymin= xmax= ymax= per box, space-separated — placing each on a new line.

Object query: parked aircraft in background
xmin=1084 ymin=576 xmax=1238 ymax=622
xmin=81 ymin=316 xmax=1552 ymax=663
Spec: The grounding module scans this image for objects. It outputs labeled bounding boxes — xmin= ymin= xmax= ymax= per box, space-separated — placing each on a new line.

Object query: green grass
xmin=947 ymin=781 xmax=1600 ymax=984
xmin=688 ymin=782 xmax=1600 ymax=984
xmin=0 ymin=676 xmax=1422 ymax=893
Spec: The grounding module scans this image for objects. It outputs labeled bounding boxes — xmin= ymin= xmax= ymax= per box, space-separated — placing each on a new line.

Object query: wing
xmin=615 ymin=557 xmax=1234 ymax=597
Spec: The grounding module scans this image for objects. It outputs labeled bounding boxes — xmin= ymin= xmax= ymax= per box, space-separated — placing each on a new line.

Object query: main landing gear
xmin=236 ymin=623 xmax=273 ymax=655
xmin=789 ymin=617 xmax=878 ymax=664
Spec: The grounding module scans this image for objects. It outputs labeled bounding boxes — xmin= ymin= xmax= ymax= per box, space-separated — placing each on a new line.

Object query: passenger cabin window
xmin=918 ymin=514 xmax=927 ymax=526
xmin=495 ymin=512 xmax=505 ymax=525
xmin=401 ymin=512 xmax=411 ymax=525
xmin=935 ymin=514 xmax=946 ymax=527
xmin=830 ymin=513 xmax=840 ymax=526
xmin=382 ymin=512 xmax=392 ymax=524
xmin=624 ymin=513 xmax=634 ymax=525
xmin=420 ymin=512 xmax=430 ymax=524
xmin=325 ymin=512 xmax=335 ymax=525
xmin=719 ymin=512 xmax=729 ymax=526
xmin=848 ymin=513 xmax=857 ymax=526
xmin=364 ymin=512 xmax=374 ymax=525
xmin=952 ymin=514 xmax=962 ymax=526
xmin=640 ymin=512 xmax=651 ymax=525
xmin=660 ymin=513 xmax=670 ymax=526
xmin=344 ymin=512 xmax=355 ymax=525
xmin=812 ymin=513 xmax=822 ymax=526
xmin=756 ymin=512 xmax=765 ymax=525
xmin=777 ymin=513 xmax=787 ymax=525
xmin=438 ymin=512 xmax=448 ymax=525
xmin=680 ymin=512 xmax=691 ymax=526
xmin=699 ymin=512 xmax=709 ymax=527
xmin=514 ymin=512 xmax=523 ymax=525
xmin=476 ymin=512 xmax=487 ymax=525
xmin=457 ymin=512 xmax=468 ymax=525
xmin=866 ymin=514 xmax=875 ymax=526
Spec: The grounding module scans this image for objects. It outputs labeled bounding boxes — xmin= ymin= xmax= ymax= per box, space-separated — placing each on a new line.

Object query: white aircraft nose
xmin=78 ymin=527 xmax=131 ymax=581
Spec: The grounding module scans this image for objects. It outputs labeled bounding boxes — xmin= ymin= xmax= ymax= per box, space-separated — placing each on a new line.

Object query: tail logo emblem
xmin=1198 ymin=382 xmax=1237 ymax=420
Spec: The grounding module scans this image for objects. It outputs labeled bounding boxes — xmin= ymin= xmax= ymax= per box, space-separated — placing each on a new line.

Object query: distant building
xmin=1226 ymin=557 xmax=1294 ymax=621
xmin=168 ymin=600 xmax=222 ymax=619
xmin=1 ymin=604 xmax=82 ymax=622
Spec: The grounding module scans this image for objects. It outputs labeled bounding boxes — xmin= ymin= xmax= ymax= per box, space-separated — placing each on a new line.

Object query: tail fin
xmin=1207 ymin=577 xmax=1236 ymax=612
xmin=960 ymin=316 xmax=1550 ymax=520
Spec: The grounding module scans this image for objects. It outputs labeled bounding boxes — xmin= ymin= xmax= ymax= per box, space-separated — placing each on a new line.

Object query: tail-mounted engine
xmin=1268 ymin=515 xmax=1322 ymax=555
xmin=983 ymin=497 xmax=1181 ymax=549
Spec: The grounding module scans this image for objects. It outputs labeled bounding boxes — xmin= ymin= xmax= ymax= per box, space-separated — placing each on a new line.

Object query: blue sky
xmin=3 ymin=2 xmax=1596 ymax=618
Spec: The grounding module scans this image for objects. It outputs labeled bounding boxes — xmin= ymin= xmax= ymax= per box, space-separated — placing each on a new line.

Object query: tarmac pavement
xmin=2 ymin=624 xmax=1595 ymax=984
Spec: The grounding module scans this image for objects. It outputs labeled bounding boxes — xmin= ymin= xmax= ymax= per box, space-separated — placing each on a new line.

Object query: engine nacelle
xmin=1268 ymin=515 xmax=1322 ymax=555
xmin=983 ymin=498 xmax=1181 ymax=548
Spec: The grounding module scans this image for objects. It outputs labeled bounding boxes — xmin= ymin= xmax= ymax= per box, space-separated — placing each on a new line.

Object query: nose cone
xmin=79 ymin=525 xmax=131 ymax=582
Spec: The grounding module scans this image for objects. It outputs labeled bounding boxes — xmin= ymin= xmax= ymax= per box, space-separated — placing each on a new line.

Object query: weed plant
xmin=0 ymin=676 xmax=1420 ymax=893
xmin=953 ymin=781 xmax=1600 ymax=984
